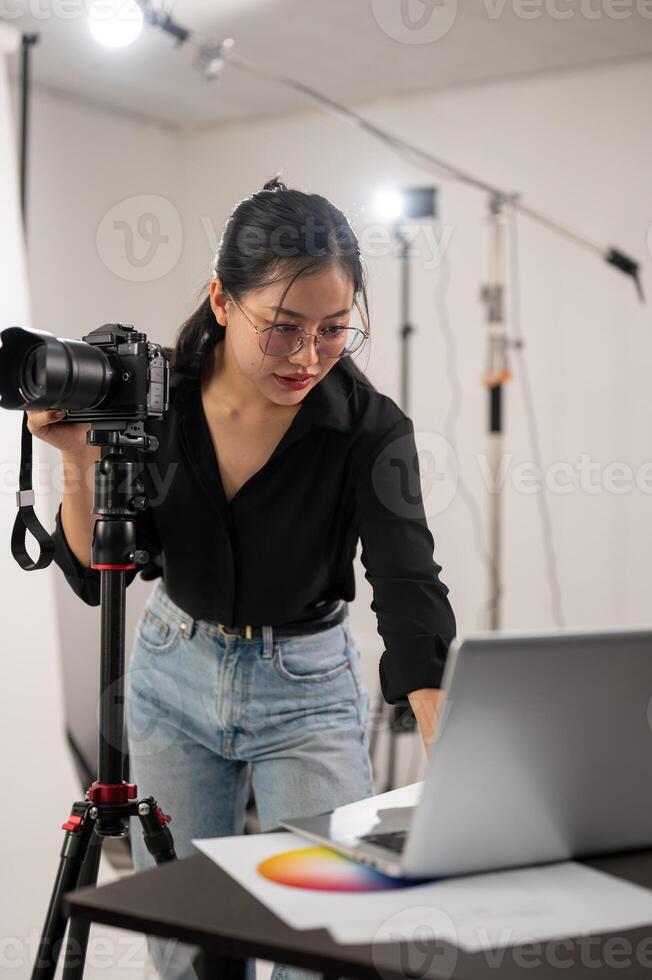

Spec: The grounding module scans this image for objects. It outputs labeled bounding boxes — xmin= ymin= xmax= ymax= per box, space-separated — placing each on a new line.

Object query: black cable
xmin=19 ymin=32 xmax=39 ymax=232
xmin=433 ymin=218 xmax=502 ymax=631
xmin=404 ymin=215 xmax=504 ymax=785
xmin=506 ymin=208 xmax=566 ymax=627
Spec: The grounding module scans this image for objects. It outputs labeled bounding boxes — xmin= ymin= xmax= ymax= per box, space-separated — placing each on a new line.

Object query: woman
xmin=29 ymin=177 xmax=456 ymax=980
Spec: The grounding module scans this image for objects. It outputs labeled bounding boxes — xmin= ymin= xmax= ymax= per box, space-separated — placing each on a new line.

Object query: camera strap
xmin=11 ymin=412 xmax=55 ymax=571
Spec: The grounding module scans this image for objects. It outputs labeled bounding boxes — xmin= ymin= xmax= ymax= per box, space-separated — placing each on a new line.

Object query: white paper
xmin=329 ymin=860 xmax=652 ymax=951
xmin=193 ymin=832 xmax=652 ymax=952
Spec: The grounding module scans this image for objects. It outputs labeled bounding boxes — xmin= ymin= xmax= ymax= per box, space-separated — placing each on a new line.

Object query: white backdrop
xmin=0 ymin=21 xmax=72 ymax=973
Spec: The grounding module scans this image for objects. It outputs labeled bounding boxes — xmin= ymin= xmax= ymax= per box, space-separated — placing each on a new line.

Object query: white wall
xmin=3 ymin=54 xmax=651 ymax=974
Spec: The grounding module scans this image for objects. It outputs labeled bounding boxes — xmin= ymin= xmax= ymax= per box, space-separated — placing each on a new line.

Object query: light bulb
xmin=89 ymin=0 xmax=144 ymax=48
xmin=373 ymin=189 xmax=406 ymax=222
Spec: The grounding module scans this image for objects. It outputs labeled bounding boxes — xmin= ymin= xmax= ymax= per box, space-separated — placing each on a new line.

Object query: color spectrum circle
xmin=257 ymin=846 xmax=413 ymax=892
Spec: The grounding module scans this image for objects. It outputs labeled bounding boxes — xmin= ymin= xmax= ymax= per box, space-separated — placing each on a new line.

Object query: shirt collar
xmin=303 ymin=363 xmax=354 ymax=433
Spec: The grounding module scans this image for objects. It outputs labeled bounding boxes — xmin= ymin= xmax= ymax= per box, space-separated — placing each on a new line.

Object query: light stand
xmin=369 ymin=187 xmax=438 ymax=792
xmin=479 ymin=192 xmax=518 ymax=628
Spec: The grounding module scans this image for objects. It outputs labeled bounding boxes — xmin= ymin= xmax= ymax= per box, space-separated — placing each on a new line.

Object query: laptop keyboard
xmin=361 ymin=830 xmax=408 ymax=854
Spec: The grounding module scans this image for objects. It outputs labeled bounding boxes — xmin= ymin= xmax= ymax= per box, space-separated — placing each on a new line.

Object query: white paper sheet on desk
xmin=193 ymin=781 xmax=424 ymax=934
xmin=193 ymin=831 xmax=652 ymax=952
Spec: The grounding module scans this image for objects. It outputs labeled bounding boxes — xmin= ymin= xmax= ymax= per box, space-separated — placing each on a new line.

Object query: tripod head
xmin=84 ymin=419 xmax=161 ymax=572
xmin=90 ymin=443 xmax=152 ymax=573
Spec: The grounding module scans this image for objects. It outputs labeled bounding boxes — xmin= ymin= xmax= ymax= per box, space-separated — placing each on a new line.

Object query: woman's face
xmin=209 ymin=266 xmax=356 ymax=406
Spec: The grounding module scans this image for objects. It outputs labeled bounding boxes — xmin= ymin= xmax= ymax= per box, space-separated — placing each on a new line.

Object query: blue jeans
xmin=125 ymin=580 xmax=374 ymax=980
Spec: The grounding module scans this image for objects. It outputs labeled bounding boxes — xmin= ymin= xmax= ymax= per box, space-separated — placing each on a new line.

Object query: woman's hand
xmin=25 ymin=409 xmax=95 ymax=457
xmin=407 ymin=688 xmax=446 ymax=757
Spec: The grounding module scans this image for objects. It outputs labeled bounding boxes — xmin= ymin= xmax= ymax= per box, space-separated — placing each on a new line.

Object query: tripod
xmin=30 ymin=426 xmax=183 ymax=980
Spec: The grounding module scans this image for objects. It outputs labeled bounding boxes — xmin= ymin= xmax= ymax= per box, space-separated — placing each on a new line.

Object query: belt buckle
xmin=218 ymin=623 xmax=253 ymax=639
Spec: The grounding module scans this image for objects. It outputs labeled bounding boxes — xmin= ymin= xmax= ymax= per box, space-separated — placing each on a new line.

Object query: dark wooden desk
xmin=63 ymin=839 xmax=652 ymax=980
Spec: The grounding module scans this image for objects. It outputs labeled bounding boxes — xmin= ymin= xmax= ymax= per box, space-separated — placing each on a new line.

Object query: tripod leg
xmin=137 ymin=802 xmax=248 ymax=980
xmin=136 ymin=797 xmax=177 ymax=862
xmin=30 ymin=803 xmax=96 ymax=980
xmin=192 ymin=948 xmax=246 ymax=980
xmin=60 ymin=826 xmax=104 ymax=980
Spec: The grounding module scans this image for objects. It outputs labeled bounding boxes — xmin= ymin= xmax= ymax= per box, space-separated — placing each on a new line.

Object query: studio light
xmin=88 ymin=0 xmax=144 ymax=48
xmin=374 ymin=186 xmax=438 ymax=223
xmin=373 ymin=188 xmax=405 ymax=222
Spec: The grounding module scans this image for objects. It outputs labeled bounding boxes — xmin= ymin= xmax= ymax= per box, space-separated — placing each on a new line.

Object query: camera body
xmin=62 ymin=324 xmax=169 ymax=424
xmin=0 ymin=322 xmax=169 ymax=426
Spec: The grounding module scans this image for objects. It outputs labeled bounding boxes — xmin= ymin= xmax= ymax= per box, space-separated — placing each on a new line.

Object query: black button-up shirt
xmin=51 ymin=352 xmax=456 ymax=704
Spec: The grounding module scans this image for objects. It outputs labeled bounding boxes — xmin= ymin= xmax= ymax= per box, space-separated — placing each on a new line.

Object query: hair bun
xmin=262 ymin=175 xmax=287 ymax=192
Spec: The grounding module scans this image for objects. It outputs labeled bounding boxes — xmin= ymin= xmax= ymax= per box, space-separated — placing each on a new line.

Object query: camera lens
xmin=0 ymin=327 xmax=117 ymax=411
xmin=21 ymin=346 xmax=47 ymax=400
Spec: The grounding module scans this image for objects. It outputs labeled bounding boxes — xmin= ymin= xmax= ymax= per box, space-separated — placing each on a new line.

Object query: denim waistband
xmin=146 ymin=581 xmax=348 ymax=642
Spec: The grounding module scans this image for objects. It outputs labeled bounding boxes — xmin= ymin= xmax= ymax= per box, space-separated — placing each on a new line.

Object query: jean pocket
xmin=272 ymin=623 xmax=351 ymax=683
xmin=341 ymin=624 xmax=367 ymax=698
xmin=135 ymin=606 xmax=182 ymax=654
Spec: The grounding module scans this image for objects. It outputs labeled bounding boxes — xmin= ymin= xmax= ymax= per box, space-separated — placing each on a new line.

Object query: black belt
xmin=217 ymin=600 xmax=347 ymax=639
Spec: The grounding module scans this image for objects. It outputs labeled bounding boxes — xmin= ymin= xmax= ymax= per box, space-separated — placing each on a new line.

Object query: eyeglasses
xmin=229 ymin=296 xmax=369 ymax=359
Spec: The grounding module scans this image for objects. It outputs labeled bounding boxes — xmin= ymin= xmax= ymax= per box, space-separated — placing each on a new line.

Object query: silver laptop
xmin=280 ymin=627 xmax=652 ymax=879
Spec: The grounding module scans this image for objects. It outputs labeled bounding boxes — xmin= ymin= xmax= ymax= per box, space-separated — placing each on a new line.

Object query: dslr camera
xmin=0 ymin=322 xmax=169 ymax=446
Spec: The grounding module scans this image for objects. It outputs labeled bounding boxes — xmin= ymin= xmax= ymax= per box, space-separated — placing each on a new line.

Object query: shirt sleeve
xmin=354 ymin=414 xmax=457 ymax=706
xmin=51 ymin=499 xmax=163 ymax=607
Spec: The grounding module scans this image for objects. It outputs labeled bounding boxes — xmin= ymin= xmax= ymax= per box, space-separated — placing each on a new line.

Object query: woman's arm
xmin=354 ymin=413 xmax=457 ymax=707
xmin=60 ymin=446 xmax=102 ymax=568
xmin=408 ymin=687 xmax=446 ymax=756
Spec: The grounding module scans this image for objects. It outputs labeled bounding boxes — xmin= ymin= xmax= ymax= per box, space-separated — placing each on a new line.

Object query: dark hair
xmin=171 ymin=174 xmax=376 ymax=392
